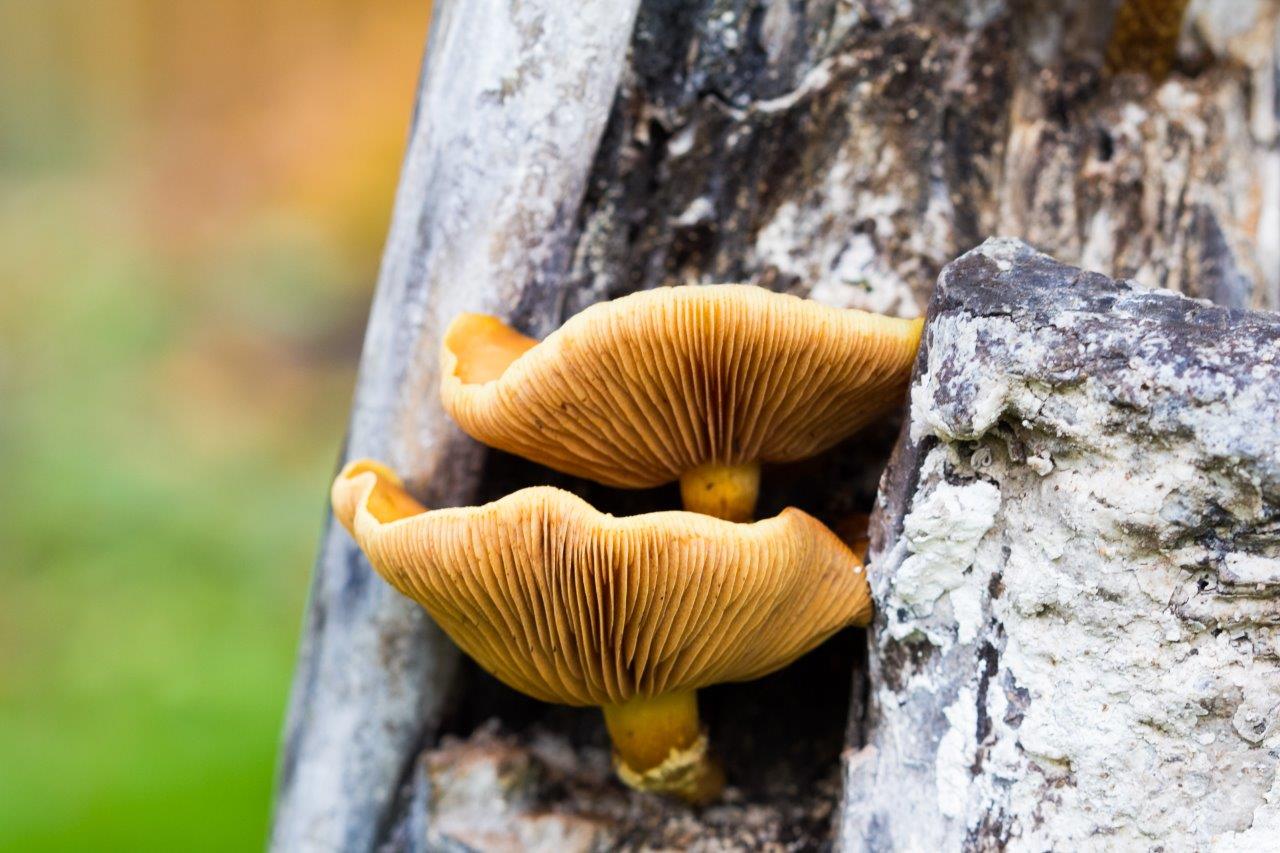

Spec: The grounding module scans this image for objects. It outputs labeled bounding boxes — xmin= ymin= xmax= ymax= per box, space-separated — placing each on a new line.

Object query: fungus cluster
xmin=334 ymin=286 xmax=922 ymax=803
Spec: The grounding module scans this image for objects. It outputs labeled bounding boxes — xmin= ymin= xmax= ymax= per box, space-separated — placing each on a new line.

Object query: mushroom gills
xmin=331 ymin=459 xmax=873 ymax=805
xmin=439 ymin=285 xmax=924 ymax=499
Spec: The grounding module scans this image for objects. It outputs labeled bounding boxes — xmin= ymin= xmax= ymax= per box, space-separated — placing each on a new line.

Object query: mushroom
xmin=331 ymin=459 xmax=873 ymax=803
xmin=441 ymin=285 xmax=922 ymax=521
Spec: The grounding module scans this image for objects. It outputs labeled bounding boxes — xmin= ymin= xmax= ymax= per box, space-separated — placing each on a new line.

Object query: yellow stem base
xmin=679 ymin=462 xmax=760 ymax=522
xmin=602 ymin=691 xmax=724 ymax=805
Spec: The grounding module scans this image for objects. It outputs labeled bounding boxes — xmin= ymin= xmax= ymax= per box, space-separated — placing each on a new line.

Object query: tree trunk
xmin=272 ymin=1 xmax=1280 ymax=849
xmin=269 ymin=2 xmax=642 ymax=849
xmin=839 ymin=238 xmax=1280 ymax=850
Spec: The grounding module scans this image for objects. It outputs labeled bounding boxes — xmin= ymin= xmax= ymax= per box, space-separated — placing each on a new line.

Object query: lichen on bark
xmin=841 ymin=239 xmax=1280 ymax=851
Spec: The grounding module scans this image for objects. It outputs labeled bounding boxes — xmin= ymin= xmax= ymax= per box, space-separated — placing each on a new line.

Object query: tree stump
xmin=272 ymin=1 xmax=1280 ymax=849
xmin=840 ymin=238 xmax=1280 ymax=850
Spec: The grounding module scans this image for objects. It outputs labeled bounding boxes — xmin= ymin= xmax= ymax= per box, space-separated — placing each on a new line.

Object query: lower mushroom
xmin=603 ymin=690 xmax=723 ymax=803
xmin=331 ymin=459 xmax=873 ymax=803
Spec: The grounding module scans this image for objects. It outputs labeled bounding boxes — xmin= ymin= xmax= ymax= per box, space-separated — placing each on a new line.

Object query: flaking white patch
xmin=936 ymin=688 xmax=977 ymax=819
xmin=1211 ymin=772 xmax=1280 ymax=852
xmin=894 ymin=480 xmax=1001 ymax=613
xmin=950 ymin=585 xmax=984 ymax=645
xmin=750 ymin=141 xmax=922 ymax=317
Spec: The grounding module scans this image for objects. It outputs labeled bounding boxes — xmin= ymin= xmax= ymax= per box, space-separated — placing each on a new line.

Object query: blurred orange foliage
xmin=139 ymin=0 xmax=434 ymax=259
xmin=2 ymin=0 xmax=433 ymax=261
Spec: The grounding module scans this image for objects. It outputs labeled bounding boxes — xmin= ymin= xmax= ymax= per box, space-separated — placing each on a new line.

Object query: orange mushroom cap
xmin=440 ymin=285 xmax=923 ymax=489
xmin=331 ymin=459 xmax=873 ymax=708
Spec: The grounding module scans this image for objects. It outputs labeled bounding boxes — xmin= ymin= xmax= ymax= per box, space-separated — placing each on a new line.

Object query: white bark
xmin=269 ymin=2 xmax=641 ymax=850
xmin=839 ymin=238 xmax=1280 ymax=851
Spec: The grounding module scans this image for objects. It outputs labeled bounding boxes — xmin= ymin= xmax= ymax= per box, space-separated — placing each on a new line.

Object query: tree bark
xmin=274 ymin=1 xmax=1280 ymax=849
xmin=269 ymin=2 xmax=641 ymax=850
xmin=839 ymin=238 xmax=1280 ymax=850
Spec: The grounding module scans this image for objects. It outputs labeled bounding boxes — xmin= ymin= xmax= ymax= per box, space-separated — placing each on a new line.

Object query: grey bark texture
xmin=270 ymin=2 xmax=642 ymax=850
xmin=839 ymin=238 xmax=1280 ymax=851
xmin=273 ymin=0 xmax=1280 ymax=849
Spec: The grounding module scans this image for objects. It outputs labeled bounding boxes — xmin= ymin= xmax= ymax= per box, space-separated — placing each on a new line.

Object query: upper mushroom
xmin=441 ymin=285 xmax=922 ymax=520
xmin=331 ymin=458 xmax=871 ymax=801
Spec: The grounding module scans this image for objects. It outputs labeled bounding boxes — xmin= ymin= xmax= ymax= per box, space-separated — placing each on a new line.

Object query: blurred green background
xmin=0 ymin=1 xmax=432 ymax=848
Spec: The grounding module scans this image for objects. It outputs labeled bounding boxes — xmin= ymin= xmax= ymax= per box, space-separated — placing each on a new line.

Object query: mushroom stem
xmin=679 ymin=461 xmax=760 ymax=521
xmin=602 ymin=690 xmax=725 ymax=804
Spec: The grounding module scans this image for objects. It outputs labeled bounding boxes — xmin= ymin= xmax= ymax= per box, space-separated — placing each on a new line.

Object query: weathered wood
xmin=840 ymin=238 xmax=1280 ymax=850
xmin=269 ymin=2 xmax=641 ymax=850
xmin=567 ymin=1 xmax=1278 ymax=321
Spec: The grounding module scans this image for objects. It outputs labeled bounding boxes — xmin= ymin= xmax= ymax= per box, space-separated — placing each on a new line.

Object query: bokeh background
xmin=0 ymin=1 xmax=433 ymax=848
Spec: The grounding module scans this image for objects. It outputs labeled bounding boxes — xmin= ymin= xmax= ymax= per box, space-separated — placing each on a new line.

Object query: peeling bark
xmin=840 ymin=239 xmax=1280 ymax=850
